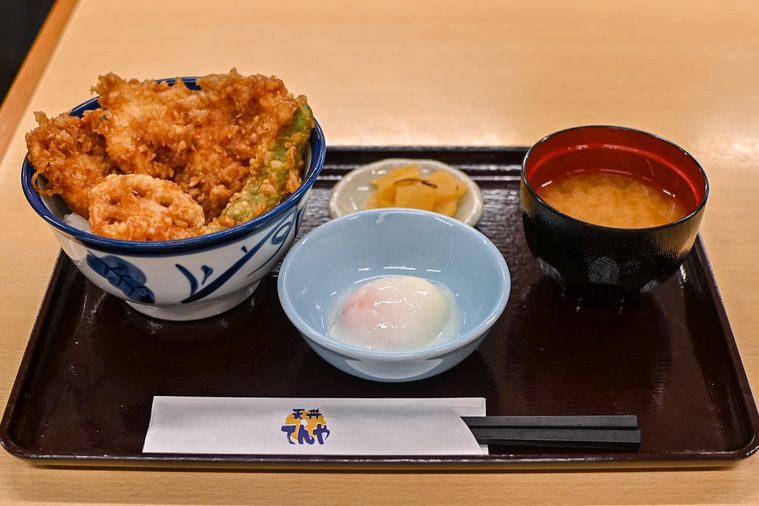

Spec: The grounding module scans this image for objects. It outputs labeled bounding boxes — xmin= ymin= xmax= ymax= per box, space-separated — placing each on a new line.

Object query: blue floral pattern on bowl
xmin=86 ymin=253 xmax=155 ymax=303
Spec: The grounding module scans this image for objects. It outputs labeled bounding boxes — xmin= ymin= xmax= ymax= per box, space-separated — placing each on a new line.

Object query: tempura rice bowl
xmin=22 ymin=85 xmax=326 ymax=321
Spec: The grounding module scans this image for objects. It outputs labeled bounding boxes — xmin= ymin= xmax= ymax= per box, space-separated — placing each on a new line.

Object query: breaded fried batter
xmin=205 ymin=99 xmax=313 ymax=232
xmin=26 ymin=111 xmax=114 ymax=217
xmin=25 ymin=70 xmax=312 ymax=241
xmin=89 ymin=174 xmax=205 ymax=241
xmin=91 ymin=74 xmax=199 ymax=180
xmin=93 ymin=70 xmax=299 ymax=218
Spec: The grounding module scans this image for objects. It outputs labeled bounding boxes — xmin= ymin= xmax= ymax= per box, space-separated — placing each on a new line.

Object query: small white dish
xmin=328 ymin=158 xmax=484 ymax=226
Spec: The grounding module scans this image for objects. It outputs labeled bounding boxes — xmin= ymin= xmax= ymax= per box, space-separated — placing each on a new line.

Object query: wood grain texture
xmin=0 ymin=0 xmax=78 ymax=162
xmin=1 ymin=0 xmax=758 ymax=505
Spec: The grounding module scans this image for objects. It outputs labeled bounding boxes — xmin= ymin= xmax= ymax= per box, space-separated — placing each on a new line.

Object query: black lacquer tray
xmin=2 ymin=147 xmax=758 ymax=469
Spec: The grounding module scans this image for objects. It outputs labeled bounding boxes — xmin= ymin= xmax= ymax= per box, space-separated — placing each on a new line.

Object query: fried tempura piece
xmin=92 ymin=74 xmax=197 ymax=180
xmin=178 ymin=71 xmax=300 ymax=219
xmin=26 ymin=111 xmax=113 ymax=217
xmin=88 ymin=174 xmax=204 ymax=241
xmin=92 ymin=70 xmax=300 ymax=219
xmin=25 ymin=70 xmax=313 ymax=241
xmin=204 ymin=100 xmax=313 ymax=233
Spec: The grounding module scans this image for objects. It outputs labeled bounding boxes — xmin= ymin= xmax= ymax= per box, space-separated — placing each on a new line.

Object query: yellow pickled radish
xmin=395 ymin=183 xmax=436 ymax=210
xmin=371 ymin=165 xmax=421 ymax=190
xmin=364 ymin=164 xmax=468 ymax=217
xmin=433 ymin=198 xmax=458 ymax=217
xmin=426 ymin=170 xmax=467 ymax=201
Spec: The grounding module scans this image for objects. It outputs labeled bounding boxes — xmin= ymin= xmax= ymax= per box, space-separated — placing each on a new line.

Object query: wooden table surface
xmin=1 ymin=0 xmax=759 ymax=504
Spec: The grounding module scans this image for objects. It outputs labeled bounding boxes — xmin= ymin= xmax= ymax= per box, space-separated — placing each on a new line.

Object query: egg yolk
xmin=329 ymin=276 xmax=457 ymax=351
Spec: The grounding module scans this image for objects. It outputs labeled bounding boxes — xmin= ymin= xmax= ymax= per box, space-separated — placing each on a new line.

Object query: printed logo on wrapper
xmin=280 ymin=408 xmax=330 ymax=445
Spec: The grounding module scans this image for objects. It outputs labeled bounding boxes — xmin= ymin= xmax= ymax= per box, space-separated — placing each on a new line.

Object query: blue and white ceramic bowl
xmin=277 ymin=209 xmax=511 ymax=382
xmin=21 ymin=79 xmax=326 ymax=321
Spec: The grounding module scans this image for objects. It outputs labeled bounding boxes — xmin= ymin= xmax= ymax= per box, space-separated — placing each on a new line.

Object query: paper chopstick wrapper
xmin=143 ymin=397 xmax=486 ymax=456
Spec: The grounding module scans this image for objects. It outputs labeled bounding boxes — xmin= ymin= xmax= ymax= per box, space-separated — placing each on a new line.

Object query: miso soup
xmin=537 ymin=170 xmax=689 ymax=229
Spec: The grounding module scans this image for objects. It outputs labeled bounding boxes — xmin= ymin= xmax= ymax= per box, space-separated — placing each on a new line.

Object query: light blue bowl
xmin=277 ymin=209 xmax=511 ymax=382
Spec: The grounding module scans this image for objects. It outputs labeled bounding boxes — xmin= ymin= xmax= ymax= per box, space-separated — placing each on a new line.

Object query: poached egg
xmin=328 ymin=275 xmax=458 ymax=351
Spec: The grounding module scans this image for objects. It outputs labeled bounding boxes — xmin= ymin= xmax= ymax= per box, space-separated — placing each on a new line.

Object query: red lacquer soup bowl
xmin=521 ymin=125 xmax=709 ymax=306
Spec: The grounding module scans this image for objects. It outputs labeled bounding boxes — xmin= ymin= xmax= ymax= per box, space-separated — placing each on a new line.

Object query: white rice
xmin=64 ymin=213 xmax=92 ymax=234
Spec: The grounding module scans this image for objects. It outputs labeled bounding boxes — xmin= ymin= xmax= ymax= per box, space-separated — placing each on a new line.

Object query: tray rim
xmin=2 ymin=146 xmax=759 ymax=470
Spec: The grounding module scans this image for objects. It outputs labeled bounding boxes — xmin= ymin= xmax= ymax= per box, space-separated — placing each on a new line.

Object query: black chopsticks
xmin=463 ymin=415 xmax=640 ymax=450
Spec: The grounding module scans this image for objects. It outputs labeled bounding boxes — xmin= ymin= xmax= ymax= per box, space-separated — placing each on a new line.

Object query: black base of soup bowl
xmin=521 ymin=200 xmax=704 ymax=306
